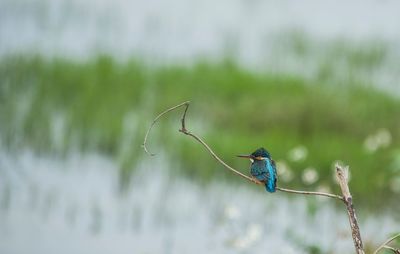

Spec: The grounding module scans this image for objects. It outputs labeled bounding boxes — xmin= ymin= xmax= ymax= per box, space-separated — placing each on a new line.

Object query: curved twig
xmin=374 ymin=233 xmax=400 ymax=254
xmin=142 ymin=101 xmax=190 ymax=156
xmin=143 ymin=101 xmax=343 ymax=201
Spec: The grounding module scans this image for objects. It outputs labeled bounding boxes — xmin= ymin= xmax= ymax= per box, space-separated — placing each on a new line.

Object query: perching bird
xmin=237 ymin=147 xmax=277 ymax=193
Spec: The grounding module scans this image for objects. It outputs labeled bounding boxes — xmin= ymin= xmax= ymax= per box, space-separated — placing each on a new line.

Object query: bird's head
xmin=237 ymin=147 xmax=270 ymax=162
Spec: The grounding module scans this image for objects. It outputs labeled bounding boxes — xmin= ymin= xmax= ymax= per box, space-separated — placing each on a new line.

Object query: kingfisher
xmin=237 ymin=147 xmax=277 ymax=193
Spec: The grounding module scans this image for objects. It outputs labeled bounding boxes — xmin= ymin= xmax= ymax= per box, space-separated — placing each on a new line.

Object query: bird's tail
xmin=265 ymin=181 xmax=276 ymax=193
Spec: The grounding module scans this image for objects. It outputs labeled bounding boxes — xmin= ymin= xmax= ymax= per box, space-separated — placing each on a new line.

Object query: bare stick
xmin=374 ymin=233 xmax=400 ymax=254
xmin=276 ymin=187 xmax=343 ymax=200
xmin=336 ymin=164 xmax=365 ymax=254
xmin=142 ymin=101 xmax=191 ymax=156
xmin=143 ymin=101 xmax=343 ymax=200
xmin=179 ymin=127 xmax=263 ymax=185
xmin=142 ymin=101 xmax=261 ymax=184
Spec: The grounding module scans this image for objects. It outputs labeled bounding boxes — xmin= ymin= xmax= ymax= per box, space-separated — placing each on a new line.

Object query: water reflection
xmin=0 ymin=148 xmax=398 ymax=254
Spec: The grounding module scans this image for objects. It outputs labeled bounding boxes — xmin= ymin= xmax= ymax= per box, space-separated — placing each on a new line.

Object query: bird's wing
xmin=251 ymin=163 xmax=270 ymax=182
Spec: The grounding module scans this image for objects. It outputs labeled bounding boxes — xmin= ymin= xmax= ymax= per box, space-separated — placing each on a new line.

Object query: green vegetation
xmin=1 ymin=55 xmax=399 ymax=209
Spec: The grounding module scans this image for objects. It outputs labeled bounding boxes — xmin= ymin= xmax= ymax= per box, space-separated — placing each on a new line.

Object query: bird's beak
xmin=237 ymin=154 xmax=253 ymax=159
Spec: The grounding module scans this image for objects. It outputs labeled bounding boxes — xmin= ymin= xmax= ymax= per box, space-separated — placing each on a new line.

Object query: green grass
xmin=1 ymin=55 xmax=400 ymax=209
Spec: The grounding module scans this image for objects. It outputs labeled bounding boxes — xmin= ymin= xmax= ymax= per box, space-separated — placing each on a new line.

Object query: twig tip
xmin=142 ymin=144 xmax=156 ymax=156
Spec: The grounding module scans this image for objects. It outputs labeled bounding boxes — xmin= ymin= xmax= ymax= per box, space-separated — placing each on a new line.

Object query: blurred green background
xmin=1 ymin=1 xmax=400 ymax=253
xmin=1 ymin=53 xmax=399 ymax=209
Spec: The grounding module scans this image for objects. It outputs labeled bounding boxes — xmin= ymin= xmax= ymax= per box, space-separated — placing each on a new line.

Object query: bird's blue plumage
xmin=250 ymin=158 xmax=277 ymax=192
xmin=265 ymin=158 xmax=277 ymax=192
xmin=249 ymin=148 xmax=277 ymax=193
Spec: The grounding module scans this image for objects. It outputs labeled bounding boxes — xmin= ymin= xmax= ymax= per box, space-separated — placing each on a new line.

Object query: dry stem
xmin=336 ymin=164 xmax=365 ymax=254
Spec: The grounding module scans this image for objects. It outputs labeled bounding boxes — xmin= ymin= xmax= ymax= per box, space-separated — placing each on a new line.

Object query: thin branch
xmin=143 ymin=101 xmax=343 ymax=201
xmin=142 ymin=101 xmax=190 ymax=156
xmin=179 ymin=127 xmax=263 ymax=185
xmin=383 ymin=246 xmax=400 ymax=254
xmin=142 ymin=101 xmax=261 ymax=184
xmin=276 ymin=187 xmax=344 ymax=200
xmin=374 ymin=233 xmax=400 ymax=254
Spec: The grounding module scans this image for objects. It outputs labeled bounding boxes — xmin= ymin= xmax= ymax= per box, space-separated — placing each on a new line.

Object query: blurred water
xmin=1 ymin=0 xmax=400 ymax=58
xmin=0 ymin=148 xmax=398 ymax=254
xmin=1 ymin=0 xmax=400 ymax=94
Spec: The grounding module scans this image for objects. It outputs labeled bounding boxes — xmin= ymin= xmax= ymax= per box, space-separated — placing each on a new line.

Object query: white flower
xmin=224 ymin=204 xmax=241 ymax=220
xmin=302 ymin=167 xmax=319 ymax=185
xmin=364 ymin=128 xmax=392 ymax=153
xmin=288 ymin=146 xmax=308 ymax=162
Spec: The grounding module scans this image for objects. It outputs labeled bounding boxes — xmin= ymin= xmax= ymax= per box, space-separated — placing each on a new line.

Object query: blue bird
xmin=237 ymin=147 xmax=277 ymax=193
